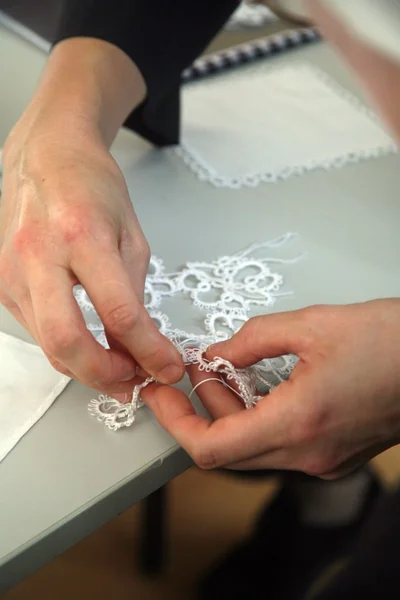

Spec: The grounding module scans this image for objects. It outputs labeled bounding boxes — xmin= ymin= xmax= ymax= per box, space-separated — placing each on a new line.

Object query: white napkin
xmin=179 ymin=63 xmax=397 ymax=187
xmin=0 ymin=331 xmax=71 ymax=462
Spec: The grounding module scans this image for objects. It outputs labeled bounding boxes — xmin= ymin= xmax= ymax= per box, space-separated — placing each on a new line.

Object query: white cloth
xmin=0 ymin=331 xmax=71 ymax=462
xmin=178 ymin=63 xmax=397 ymax=188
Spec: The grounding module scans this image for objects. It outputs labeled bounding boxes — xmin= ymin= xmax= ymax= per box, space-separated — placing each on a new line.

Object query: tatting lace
xmin=78 ymin=233 xmax=301 ymax=431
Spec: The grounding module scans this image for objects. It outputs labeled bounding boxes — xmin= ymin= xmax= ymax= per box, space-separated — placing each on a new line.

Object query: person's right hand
xmin=0 ymin=123 xmax=184 ymax=398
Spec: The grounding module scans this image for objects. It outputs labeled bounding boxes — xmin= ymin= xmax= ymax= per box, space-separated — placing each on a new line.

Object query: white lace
xmin=176 ymin=63 xmax=397 ymax=188
xmin=78 ymin=234 xmax=301 ymax=431
xmin=225 ymin=2 xmax=277 ymax=30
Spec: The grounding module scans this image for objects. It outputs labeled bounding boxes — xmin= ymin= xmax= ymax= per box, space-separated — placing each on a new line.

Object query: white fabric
xmin=177 ymin=63 xmax=397 ymax=188
xmin=0 ymin=331 xmax=71 ymax=462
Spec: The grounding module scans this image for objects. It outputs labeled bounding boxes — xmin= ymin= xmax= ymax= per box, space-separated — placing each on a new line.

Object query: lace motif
xmin=78 ymin=234 xmax=301 ymax=431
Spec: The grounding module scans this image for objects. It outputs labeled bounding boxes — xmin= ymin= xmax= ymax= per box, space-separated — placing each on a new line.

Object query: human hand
xmin=0 ymin=124 xmax=183 ymax=397
xmin=143 ymin=300 xmax=400 ymax=479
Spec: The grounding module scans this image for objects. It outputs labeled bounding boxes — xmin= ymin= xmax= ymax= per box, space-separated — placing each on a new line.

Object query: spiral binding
xmin=182 ymin=26 xmax=320 ymax=83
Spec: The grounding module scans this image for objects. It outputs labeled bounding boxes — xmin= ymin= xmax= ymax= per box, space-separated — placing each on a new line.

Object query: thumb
xmin=207 ymin=311 xmax=307 ymax=368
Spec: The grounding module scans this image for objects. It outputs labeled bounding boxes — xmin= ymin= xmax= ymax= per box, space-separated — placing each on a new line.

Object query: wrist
xmin=7 ymin=37 xmax=146 ymax=154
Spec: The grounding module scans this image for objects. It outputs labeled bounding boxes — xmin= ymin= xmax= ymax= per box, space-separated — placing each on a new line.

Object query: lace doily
xmin=177 ymin=63 xmax=397 ymax=188
xmin=77 ymin=234 xmax=301 ymax=431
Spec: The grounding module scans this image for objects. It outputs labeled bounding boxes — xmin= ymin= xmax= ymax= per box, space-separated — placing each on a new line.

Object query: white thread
xmin=188 ymin=377 xmax=224 ymax=399
xmin=85 ymin=236 xmax=300 ymax=430
xmin=91 ymin=349 xmax=269 ymax=431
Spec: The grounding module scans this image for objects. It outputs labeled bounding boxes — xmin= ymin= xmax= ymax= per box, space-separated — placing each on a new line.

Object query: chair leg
xmin=138 ymin=484 xmax=168 ymax=575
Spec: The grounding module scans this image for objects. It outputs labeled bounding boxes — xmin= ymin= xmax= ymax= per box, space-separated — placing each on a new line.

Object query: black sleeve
xmin=55 ymin=0 xmax=239 ymax=146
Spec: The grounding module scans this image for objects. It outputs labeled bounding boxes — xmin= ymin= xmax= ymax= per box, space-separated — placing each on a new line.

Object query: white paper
xmin=0 ymin=331 xmax=71 ymax=462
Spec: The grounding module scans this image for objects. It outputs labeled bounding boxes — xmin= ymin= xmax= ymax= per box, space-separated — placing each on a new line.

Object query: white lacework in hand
xmin=88 ymin=347 xmax=295 ymax=432
xmin=78 ymin=233 xmax=301 ymax=431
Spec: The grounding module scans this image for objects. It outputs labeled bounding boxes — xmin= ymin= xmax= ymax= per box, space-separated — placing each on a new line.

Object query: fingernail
xmin=112 ymin=392 xmax=132 ymax=403
xmin=156 ymin=363 xmax=185 ymax=384
xmin=118 ymin=367 xmax=137 ymax=382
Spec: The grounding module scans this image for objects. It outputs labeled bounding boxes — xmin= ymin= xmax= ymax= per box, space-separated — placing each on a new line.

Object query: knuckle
xmin=102 ymin=302 xmax=139 ymax=335
xmin=57 ymin=208 xmax=93 ymax=244
xmin=292 ymin=406 xmax=327 ymax=446
xmin=130 ymin=236 xmax=151 ymax=264
xmin=12 ymin=226 xmax=40 ymax=256
xmin=240 ymin=316 xmax=264 ymax=344
xmin=297 ymin=305 xmax=329 ymax=339
xmin=303 ymin=453 xmax=338 ymax=478
xmin=0 ymin=290 xmax=15 ymax=310
xmin=91 ymin=369 xmax=118 ymax=387
xmin=42 ymin=323 xmax=80 ymax=357
xmin=46 ymin=355 xmax=71 ymax=377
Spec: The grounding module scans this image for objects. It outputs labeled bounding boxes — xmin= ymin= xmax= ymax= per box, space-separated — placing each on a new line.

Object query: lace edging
xmin=176 ymin=64 xmax=398 ymax=189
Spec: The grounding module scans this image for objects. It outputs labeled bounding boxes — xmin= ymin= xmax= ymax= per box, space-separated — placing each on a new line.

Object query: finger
xmin=97 ymin=373 xmax=148 ymax=402
xmin=142 ymin=383 xmax=288 ymax=469
xmin=72 ymin=248 xmax=184 ymax=384
xmin=29 ymin=264 xmax=138 ymax=387
xmin=0 ymin=284 xmax=35 ymax=336
xmin=104 ymin=331 xmax=151 ymax=380
xmin=0 ymin=292 xmax=30 ymax=333
xmin=1 ymin=290 xmax=75 ymax=378
xmin=207 ymin=311 xmax=308 ymax=368
xmin=188 ymin=364 xmax=244 ymax=419
xmin=224 ymin=449 xmax=295 ymax=472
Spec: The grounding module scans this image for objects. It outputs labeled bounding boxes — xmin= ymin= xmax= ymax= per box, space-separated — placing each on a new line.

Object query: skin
xmin=144 ymin=300 xmax=400 ymax=478
xmin=144 ymin=1 xmax=400 ymax=477
xmin=1 ymin=2 xmax=400 ymax=473
xmin=0 ymin=39 xmax=184 ymax=399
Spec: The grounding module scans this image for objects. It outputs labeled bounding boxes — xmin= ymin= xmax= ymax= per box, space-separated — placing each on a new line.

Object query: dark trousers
xmin=315 ymin=485 xmax=400 ymax=600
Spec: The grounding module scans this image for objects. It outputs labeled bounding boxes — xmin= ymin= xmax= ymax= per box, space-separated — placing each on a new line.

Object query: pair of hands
xmin=1 ymin=128 xmax=400 ymax=479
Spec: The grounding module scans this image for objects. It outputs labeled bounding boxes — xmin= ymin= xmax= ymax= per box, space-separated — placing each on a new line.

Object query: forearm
xmin=8 ymin=37 xmax=145 ymax=151
xmin=306 ymin=1 xmax=400 ymax=144
xmin=271 ymin=0 xmax=400 ymax=143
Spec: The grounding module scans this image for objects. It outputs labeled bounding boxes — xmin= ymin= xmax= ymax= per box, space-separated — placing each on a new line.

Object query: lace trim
xmin=77 ymin=234 xmax=302 ymax=430
xmin=176 ymin=64 xmax=398 ymax=188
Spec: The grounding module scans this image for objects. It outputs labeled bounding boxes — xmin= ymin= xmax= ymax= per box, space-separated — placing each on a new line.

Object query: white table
xmin=1 ymin=25 xmax=400 ymax=595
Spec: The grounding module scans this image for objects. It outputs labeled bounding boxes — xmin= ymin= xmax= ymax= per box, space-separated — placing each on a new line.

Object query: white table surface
xmin=1 ymin=23 xmax=400 ymax=595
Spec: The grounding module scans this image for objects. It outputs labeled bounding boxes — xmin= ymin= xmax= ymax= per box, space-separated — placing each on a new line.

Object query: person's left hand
xmin=143 ymin=299 xmax=400 ymax=479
